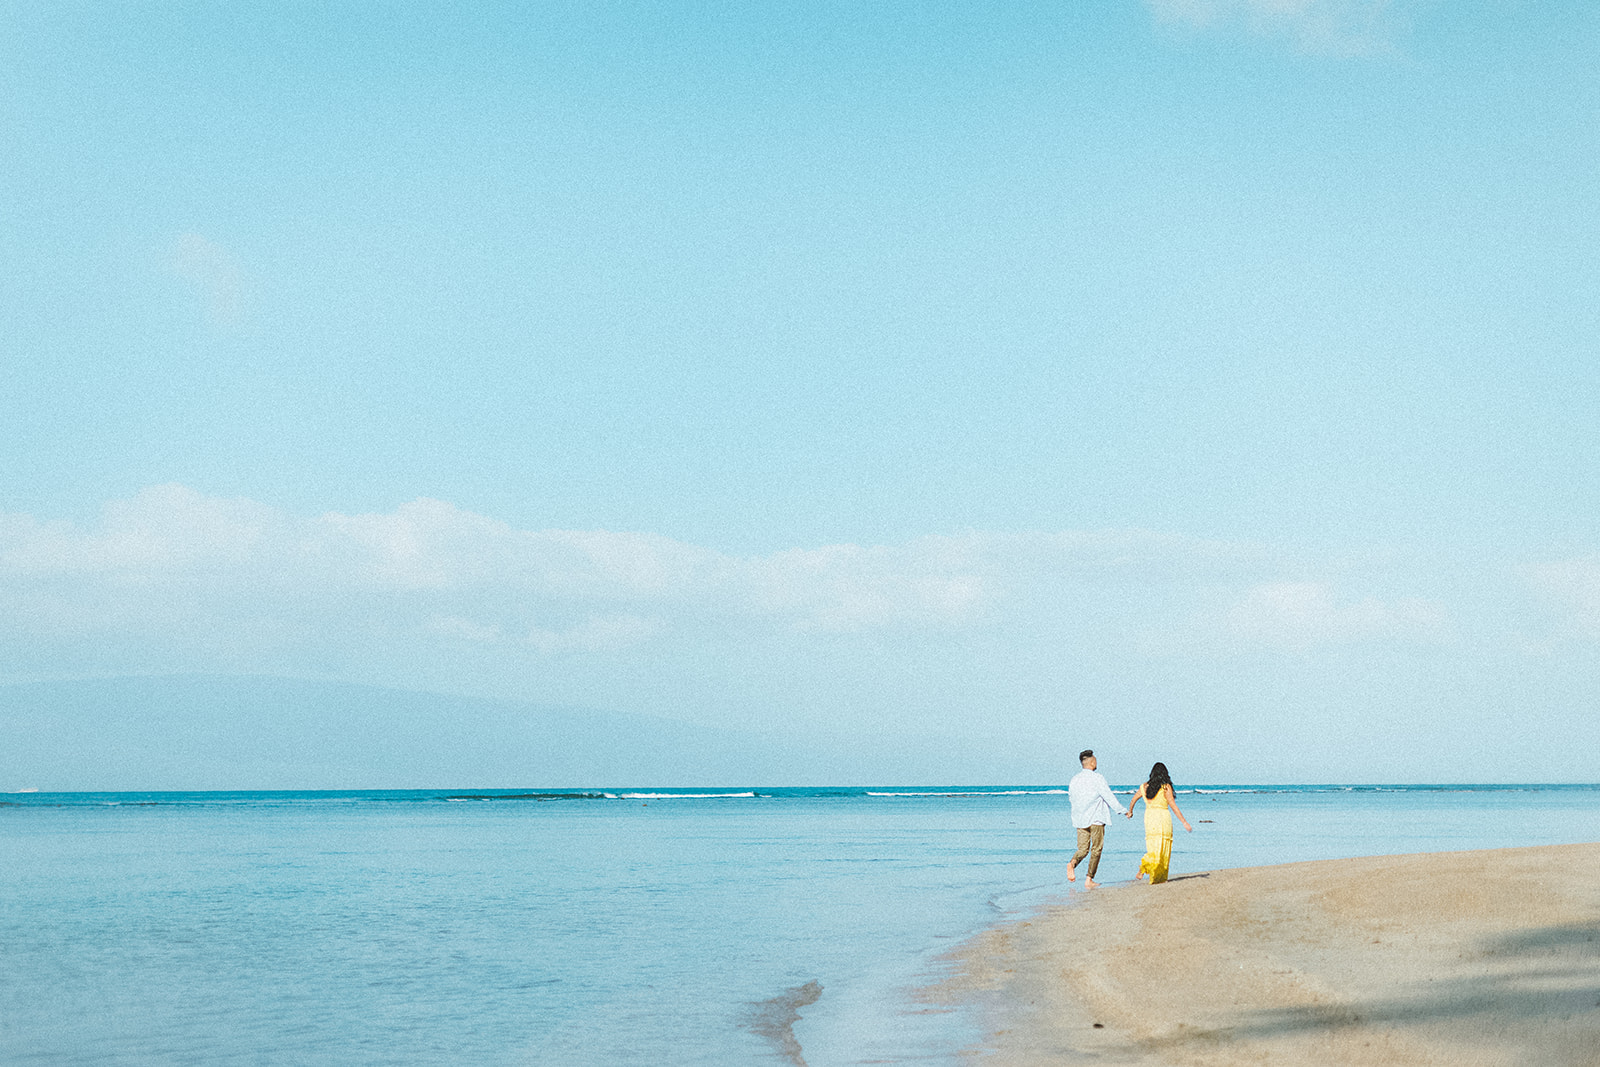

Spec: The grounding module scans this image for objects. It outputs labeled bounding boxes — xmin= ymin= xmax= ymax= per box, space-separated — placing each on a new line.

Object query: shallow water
xmin=3 ymin=786 xmax=1597 ymax=1065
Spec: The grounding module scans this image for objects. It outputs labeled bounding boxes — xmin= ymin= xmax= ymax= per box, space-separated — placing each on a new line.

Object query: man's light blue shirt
xmin=1068 ymin=769 xmax=1126 ymax=828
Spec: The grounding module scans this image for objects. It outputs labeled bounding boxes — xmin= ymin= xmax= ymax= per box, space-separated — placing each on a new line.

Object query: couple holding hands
xmin=1066 ymin=749 xmax=1193 ymax=888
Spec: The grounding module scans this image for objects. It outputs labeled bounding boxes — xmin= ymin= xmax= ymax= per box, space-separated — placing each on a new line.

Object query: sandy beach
xmin=935 ymin=842 xmax=1600 ymax=1065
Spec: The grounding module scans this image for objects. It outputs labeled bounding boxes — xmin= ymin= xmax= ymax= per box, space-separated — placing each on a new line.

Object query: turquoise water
xmin=3 ymin=786 xmax=1598 ymax=1065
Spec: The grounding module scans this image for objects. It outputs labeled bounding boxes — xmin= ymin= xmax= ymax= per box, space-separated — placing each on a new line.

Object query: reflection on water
xmin=747 ymin=980 xmax=824 ymax=1066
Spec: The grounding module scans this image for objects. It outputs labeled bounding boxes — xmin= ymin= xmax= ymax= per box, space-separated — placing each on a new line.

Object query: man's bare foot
xmin=1085 ymin=877 xmax=1098 ymax=889
xmin=1067 ymin=864 xmax=1076 ymax=882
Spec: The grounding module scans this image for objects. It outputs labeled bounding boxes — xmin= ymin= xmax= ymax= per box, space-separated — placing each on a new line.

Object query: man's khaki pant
xmin=1072 ymin=823 xmax=1106 ymax=879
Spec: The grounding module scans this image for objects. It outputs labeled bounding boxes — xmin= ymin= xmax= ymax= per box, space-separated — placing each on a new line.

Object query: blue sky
xmin=3 ymin=1 xmax=1598 ymax=781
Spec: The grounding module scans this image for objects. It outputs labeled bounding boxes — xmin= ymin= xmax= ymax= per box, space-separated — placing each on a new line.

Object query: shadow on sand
xmin=1103 ymin=921 xmax=1600 ymax=1059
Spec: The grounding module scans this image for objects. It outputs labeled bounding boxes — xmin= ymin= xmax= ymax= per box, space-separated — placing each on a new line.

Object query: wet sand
xmin=933 ymin=842 xmax=1600 ymax=1065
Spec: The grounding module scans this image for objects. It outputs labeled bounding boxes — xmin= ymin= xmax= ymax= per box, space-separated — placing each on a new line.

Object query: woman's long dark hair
xmin=1144 ymin=762 xmax=1172 ymax=799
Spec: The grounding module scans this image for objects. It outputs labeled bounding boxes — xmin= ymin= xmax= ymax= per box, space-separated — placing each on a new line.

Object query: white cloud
xmin=169 ymin=232 xmax=245 ymax=325
xmin=0 ymin=487 xmax=1460 ymax=673
xmin=1524 ymin=556 xmax=1600 ymax=638
xmin=527 ymin=614 xmax=661 ymax=653
xmin=0 ymin=489 xmax=994 ymax=648
xmin=429 ymin=615 xmax=502 ymax=643
xmin=0 ymin=484 xmax=277 ymax=576
xmin=1145 ymin=0 xmax=1399 ymax=56
xmin=1224 ymin=580 xmax=1446 ymax=649
xmin=740 ymin=539 xmax=989 ymax=631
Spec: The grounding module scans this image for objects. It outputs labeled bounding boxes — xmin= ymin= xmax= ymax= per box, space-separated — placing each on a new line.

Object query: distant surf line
xmin=865 ymin=789 xmax=1068 ymax=797
xmin=7 ymin=785 xmax=1591 ymax=807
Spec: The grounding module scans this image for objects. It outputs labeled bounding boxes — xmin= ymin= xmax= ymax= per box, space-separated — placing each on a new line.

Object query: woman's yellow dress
xmin=1137 ymin=787 xmax=1174 ymax=884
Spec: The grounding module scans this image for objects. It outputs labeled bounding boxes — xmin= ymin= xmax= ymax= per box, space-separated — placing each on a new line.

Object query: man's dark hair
xmin=1078 ymin=749 xmax=1094 ymax=763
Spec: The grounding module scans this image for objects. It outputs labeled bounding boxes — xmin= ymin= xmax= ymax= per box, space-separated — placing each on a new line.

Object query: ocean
xmin=4 ymin=785 xmax=1598 ymax=1065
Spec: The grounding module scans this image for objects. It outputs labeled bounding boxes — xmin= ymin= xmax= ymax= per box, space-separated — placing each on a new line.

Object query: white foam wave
xmin=616 ymin=792 xmax=759 ymax=800
xmin=865 ymin=789 xmax=1067 ymax=798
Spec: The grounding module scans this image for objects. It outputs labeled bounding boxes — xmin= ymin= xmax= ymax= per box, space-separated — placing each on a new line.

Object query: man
xmin=1067 ymin=748 xmax=1126 ymax=888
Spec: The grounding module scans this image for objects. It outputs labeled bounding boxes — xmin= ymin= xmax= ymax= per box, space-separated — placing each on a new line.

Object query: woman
xmin=1125 ymin=762 xmax=1192 ymax=884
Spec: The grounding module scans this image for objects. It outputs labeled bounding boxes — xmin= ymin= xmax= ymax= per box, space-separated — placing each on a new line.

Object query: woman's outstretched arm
xmin=1164 ymin=784 xmax=1193 ymax=832
xmin=1126 ymin=783 xmax=1146 ymax=818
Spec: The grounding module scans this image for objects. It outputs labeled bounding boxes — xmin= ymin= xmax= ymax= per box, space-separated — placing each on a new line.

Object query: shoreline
xmin=927 ymin=842 xmax=1600 ymax=1065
